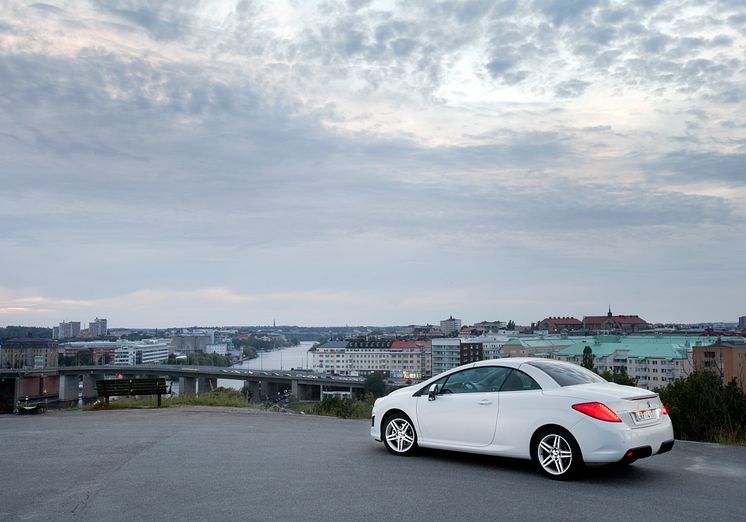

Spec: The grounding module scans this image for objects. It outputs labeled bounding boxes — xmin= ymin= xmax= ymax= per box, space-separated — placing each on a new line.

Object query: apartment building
xmin=553 ymin=335 xmax=700 ymax=390
xmin=429 ymin=335 xmax=509 ymax=375
xmin=388 ymin=340 xmax=431 ymax=379
xmin=431 ymin=338 xmax=462 ymax=375
xmin=53 ymin=321 xmax=81 ymax=340
xmin=312 ymin=341 xmax=349 ymax=374
xmin=0 ymin=338 xmax=58 ymax=369
xmin=500 ymin=336 xmax=589 ymax=357
xmin=88 ymin=318 xmax=108 ymax=337
xmin=693 ymin=338 xmax=746 ymax=391
xmin=312 ymin=339 xmax=431 ymax=379
xmin=460 ymin=340 xmax=483 ymax=365
xmin=440 ymin=316 xmax=461 ymax=336
xmin=480 ymin=336 xmax=508 ymax=360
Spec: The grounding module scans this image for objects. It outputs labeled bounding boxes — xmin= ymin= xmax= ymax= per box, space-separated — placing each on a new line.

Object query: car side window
xmin=441 ymin=366 xmax=510 ymax=394
xmin=500 ymin=369 xmax=541 ymax=392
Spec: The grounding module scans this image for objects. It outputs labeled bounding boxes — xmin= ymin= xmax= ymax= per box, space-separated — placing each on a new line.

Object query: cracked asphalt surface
xmin=1 ymin=407 xmax=745 ymax=521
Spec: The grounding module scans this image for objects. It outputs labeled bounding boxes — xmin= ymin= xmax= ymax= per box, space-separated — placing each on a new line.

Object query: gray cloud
xmin=650 ymin=151 xmax=746 ymax=186
xmin=1 ymin=0 xmax=745 ymax=325
xmin=555 ymin=79 xmax=591 ymax=98
xmin=92 ymin=0 xmax=199 ymax=41
xmin=30 ymin=3 xmax=65 ymax=13
xmin=533 ymin=0 xmax=601 ymax=27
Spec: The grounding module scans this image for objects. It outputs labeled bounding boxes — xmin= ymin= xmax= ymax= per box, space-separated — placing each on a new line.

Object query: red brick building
xmin=583 ymin=308 xmax=648 ymax=333
xmin=536 ymin=317 xmax=583 ymax=333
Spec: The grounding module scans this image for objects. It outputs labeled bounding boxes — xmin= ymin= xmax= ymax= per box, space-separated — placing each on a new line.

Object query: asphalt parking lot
xmin=1 ymin=407 xmax=745 ymax=521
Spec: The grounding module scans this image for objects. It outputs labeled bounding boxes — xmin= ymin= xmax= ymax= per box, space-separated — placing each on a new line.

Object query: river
xmin=217 ymin=341 xmax=315 ymax=390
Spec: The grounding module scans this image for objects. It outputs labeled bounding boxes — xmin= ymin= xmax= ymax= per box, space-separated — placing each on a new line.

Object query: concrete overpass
xmin=0 ymin=365 xmax=366 ymax=411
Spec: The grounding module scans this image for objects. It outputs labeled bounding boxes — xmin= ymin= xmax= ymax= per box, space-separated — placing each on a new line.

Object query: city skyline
xmin=1 ymin=1 xmax=745 ymax=327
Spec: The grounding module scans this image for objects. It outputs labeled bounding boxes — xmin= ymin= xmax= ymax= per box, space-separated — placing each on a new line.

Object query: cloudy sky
xmin=1 ymin=0 xmax=745 ymax=328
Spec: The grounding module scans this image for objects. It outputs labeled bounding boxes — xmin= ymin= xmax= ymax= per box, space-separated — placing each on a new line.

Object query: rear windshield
xmin=528 ymin=361 xmax=606 ymax=386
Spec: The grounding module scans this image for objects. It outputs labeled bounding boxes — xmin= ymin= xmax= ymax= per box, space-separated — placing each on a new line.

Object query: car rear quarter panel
xmin=492 ymin=391 xmax=582 ymax=458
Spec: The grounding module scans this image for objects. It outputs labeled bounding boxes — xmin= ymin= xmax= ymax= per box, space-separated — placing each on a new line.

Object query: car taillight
xmin=661 ymin=405 xmax=668 ymax=415
xmin=572 ymin=402 xmax=622 ymax=422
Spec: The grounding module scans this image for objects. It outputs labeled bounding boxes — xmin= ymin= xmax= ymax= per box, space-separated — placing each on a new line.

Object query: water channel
xmin=217 ymin=341 xmax=315 ymax=390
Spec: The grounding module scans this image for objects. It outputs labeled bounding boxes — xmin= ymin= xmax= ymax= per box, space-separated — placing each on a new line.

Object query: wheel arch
xmin=380 ymin=408 xmax=414 ymax=440
xmin=530 ymin=423 xmax=583 ymax=461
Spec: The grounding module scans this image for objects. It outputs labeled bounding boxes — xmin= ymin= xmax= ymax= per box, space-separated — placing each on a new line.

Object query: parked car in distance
xmin=370 ymin=358 xmax=674 ymax=479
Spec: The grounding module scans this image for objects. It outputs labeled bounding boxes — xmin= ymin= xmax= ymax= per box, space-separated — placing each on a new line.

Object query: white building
xmin=205 ymin=343 xmax=228 ymax=356
xmin=114 ymin=341 xmax=170 ymax=365
xmin=431 ymin=338 xmax=462 ymax=375
xmin=312 ymin=340 xmax=431 ymax=379
xmin=312 ymin=341 xmax=349 ymax=374
xmin=478 ymin=335 xmax=510 ymax=359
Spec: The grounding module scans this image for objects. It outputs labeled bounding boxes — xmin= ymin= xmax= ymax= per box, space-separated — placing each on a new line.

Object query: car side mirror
xmin=428 ymin=384 xmax=439 ymax=401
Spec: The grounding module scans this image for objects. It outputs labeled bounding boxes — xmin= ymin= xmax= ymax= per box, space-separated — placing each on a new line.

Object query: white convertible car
xmin=370 ymin=358 xmax=674 ymax=479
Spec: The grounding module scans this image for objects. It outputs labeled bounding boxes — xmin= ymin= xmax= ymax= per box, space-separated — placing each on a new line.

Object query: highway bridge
xmin=0 ymin=365 xmax=366 ymax=411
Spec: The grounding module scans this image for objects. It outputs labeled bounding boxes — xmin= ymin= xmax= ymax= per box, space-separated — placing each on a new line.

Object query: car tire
xmin=532 ymin=427 xmax=583 ymax=480
xmin=383 ymin=413 xmax=418 ymax=456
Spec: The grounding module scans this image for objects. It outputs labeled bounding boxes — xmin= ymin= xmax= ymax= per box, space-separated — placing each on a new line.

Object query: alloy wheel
xmin=537 ymin=433 xmax=574 ymax=476
xmin=384 ymin=417 xmax=416 ymax=454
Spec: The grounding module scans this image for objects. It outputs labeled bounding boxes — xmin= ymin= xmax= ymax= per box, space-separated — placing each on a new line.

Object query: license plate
xmin=632 ymin=408 xmax=658 ymax=424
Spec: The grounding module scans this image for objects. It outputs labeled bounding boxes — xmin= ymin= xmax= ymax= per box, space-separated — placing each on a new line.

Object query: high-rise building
xmin=88 ymin=318 xmax=108 ymax=336
xmin=53 ymin=321 xmax=81 ymax=340
xmin=440 ymin=316 xmax=462 ymax=336
xmin=739 ymin=316 xmax=746 ymax=330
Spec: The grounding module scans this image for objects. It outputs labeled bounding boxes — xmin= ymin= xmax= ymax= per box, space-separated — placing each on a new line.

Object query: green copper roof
xmin=556 ymin=335 xmax=746 ymax=360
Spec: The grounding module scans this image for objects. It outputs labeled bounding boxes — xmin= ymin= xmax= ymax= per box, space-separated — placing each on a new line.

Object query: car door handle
xmin=477 ymin=399 xmax=493 ymax=405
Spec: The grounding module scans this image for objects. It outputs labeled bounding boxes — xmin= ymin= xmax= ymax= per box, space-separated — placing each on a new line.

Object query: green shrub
xmin=658 ymin=371 xmax=746 ymax=444
xmin=311 ymin=394 xmax=375 ymax=419
xmin=86 ymin=387 xmax=251 ymax=410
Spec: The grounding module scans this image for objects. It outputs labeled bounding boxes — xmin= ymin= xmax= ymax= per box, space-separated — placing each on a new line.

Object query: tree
xmin=241 ymin=382 xmax=253 ymax=402
xmin=364 ymin=372 xmax=386 ymax=398
xmin=506 ymin=320 xmax=516 ymax=331
xmin=600 ymin=370 xmax=636 ymax=386
xmin=658 ymin=371 xmax=746 ymax=443
xmin=581 ymin=346 xmax=595 ymax=371
xmin=77 ymin=349 xmax=93 ymax=365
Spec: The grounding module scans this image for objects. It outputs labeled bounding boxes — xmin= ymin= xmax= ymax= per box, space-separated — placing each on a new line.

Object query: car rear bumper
xmin=619 ymin=439 xmax=674 ymax=463
xmin=573 ymin=416 xmax=675 ymax=463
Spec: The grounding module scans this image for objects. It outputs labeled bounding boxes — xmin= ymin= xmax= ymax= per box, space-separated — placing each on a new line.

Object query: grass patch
xmin=86 ymin=387 xmax=252 ymax=410
xmin=296 ymin=395 xmax=375 ymax=419
xmin=84 ymin=388 xmax=378 ymax=420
